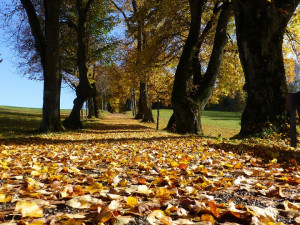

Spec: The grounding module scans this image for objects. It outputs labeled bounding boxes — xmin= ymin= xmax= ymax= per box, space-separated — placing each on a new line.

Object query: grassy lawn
xmin=1 ymin=106 xmax=241 ymax=138
xmin=127 ymin=109 xmax=241 ymax=138
xmin=0 ymin=106 xmax=43 ymax=136
xmin=0 ymin=106 xmax=107 ymax=138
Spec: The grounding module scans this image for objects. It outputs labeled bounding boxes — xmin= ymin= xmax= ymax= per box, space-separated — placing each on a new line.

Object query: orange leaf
xmin=138 ymin=178 xmax=146 ymax=184
xmin=179 ymin=164 xmax=187 ymax=170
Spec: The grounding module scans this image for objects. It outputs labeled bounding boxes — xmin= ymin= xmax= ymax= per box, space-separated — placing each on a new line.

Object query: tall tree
xmin=21 ymin=0 xmax=63 ymax=132
xmin=170 ymin=0 xmax=232 ymax=134
xmin=112 ymin=0 xmax=154 ymax=122
xmin=63 ymin=0 xmax=94 ymax=129
xmin=234 ymin=0 xmax=299 ymax=136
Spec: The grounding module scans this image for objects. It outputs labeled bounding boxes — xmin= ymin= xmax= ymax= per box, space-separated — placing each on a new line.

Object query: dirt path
xmin=79 ymin=113 xmax=180 ymax=141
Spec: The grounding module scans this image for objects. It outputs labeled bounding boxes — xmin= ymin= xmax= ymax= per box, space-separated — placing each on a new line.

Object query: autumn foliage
xmin=0 ymin=113 xmax=300 ymax=224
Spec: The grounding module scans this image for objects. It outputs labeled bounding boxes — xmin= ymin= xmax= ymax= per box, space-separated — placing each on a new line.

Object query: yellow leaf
xmin=61 ymin=219 xmax=83 ymax=225
xmin=126 ymin=196 xmax=138 ymax=207
xmin=170 ymin=161 xmax=179 ymax=167
xmin=160 ymin=169 xmax=168 ymax=176
xmin=29 ymin=221 xmax=46 ymax=225
xmin=119 ymin=179 xmax=128 ymax=187
xmin=0 ymin=193 xmax=11 ymax=203
xmin=234 ymin=162 xmax=243 ymax=169
xmin=31 ymin=171 xmax=41 ymax=176
xmin=156 ymin=188 xmax=171 ymax=199
xmin=201 ymin=214 xmax=215 ymax=224
xmin=84 ymin=183 xmax=103 ymax=194
xmin=15 ymin=200 xmax=44 ymax=218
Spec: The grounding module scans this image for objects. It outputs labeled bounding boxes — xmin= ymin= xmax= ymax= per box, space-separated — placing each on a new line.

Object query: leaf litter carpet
xmin=0 ymin=113 xmax=300 ymax=225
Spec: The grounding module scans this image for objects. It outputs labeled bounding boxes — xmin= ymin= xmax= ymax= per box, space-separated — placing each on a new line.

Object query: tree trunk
xmin=40 ymin=0 xmax=63 ymax=132
xmin=136 ymin=82 xmax=154 ymax=122
xmin=87 ymin=83 xmax=98 ymax=118
xmin=192 ymin=3 xmax=232 ymax=135
xmin=21 ymin=0 xmax=63 ymax=132
xmin=132 ymin=88 xmax=136 ymax=116
xmin=234 ymin=0 xmax=299 ymax=136
xmin=92 ymin=83 xmax=99 ymax=118
xmin=63 ymin=0 xmax=93 ymax=129
xmin=171 ymin=0 xmax=205 ymax=134
xmin=132 ymin=0 xmax=154 ymax=122
xmin=170 ymin=1 xmax=231 ymax=134
xmin=87 ymin=97 xmax=95 ymax=118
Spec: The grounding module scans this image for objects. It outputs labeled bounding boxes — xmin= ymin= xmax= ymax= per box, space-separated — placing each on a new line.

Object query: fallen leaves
xmin=0 ymin=114 xmax=299 ymax=224
xmin=15 ymin=201 xmax=44 ymax=218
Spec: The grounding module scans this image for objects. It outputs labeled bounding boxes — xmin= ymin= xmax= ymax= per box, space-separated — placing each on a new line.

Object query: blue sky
xmin=0 ymin=46 xmax=76 ymax=109
xmin=0 ymin=2 xmax=76 ymax=109
xmin=0 ymin=40 xmax=76 ymax=109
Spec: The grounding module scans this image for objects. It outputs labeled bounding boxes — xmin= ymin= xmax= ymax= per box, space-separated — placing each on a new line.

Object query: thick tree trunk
xmin=170 ymin=1 xmax=231 ymax=134
xmin=136 ymin=82 xmax=154 ymax=122
xmin=234 ymin=0 xmax=299 ymax=136
xmin=21 ymin=0 xmax=63 ymax=132
xmin=193 ymin=3 xmax=232 ymax=134
xmin=63 ymin=0 xmax=93 ymax=129
xmin=40 ymin=0 xmax=63 ymax=132
xmin=171 ymin=0 xmax=205 ymax=134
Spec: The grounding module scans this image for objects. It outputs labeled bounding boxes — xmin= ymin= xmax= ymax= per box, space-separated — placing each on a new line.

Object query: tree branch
xmin=111 ymin=0 xmax=131 ymax=28
xmin=20 ymin=0 xmax=46 ymax=67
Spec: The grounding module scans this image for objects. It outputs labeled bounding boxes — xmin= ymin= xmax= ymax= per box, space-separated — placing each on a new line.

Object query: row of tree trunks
xmin=169 ymin=0 xmax=299 ymax=137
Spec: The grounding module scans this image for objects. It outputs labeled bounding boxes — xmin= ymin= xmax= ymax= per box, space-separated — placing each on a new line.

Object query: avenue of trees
xmin=2 ymin=0 xmax=300 ymax=137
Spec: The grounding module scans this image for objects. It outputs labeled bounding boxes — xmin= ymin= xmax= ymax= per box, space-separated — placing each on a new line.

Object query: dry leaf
xmin=15 ymin=200 xmax=44 ymax=218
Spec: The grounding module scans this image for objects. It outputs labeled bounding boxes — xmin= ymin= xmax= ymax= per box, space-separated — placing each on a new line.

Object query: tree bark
xmin=170 ymin=1 xmax=231 ymax=134
xmin=63 ymin=0 xmax=93 ymax=129
xmin=136 ymin=82 xmax=154 ymax=122
xmin=87 ymin=83 xmax=98 ymax=118
xmin=234 ymin=0 xmax=299 ymax=136
xmin=192 ymin=3 xmax=232 ymax=134
xmin=171 ymin=0 xmax=205 ymax=134
xmin=92 ymin=82 xmax=99 ymax=118
xmin=87 ymin=97 xmax=95 ymax=118
xmin=21 ymin=0 xmax=63 ymax=132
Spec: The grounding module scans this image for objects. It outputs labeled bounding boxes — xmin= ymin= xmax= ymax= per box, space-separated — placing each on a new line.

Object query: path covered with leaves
xmin=0 ymin=114 xmax=300 ymax=225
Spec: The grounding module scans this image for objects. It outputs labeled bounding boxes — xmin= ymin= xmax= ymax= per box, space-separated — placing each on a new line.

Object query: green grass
xmin=0 ymin=106 xmax=108 ymax=138
xmin=0 ymin=106 xmax=43 ymax=137
xmin=128 ymin=109 xmax=241 ymax=138
xmin=1 ymin=106 xmax=241 ymax=138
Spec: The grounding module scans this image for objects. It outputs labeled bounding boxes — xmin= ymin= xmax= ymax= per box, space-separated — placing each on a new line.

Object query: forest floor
xmin=0 ymin=113 xmax=300 ymax=225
